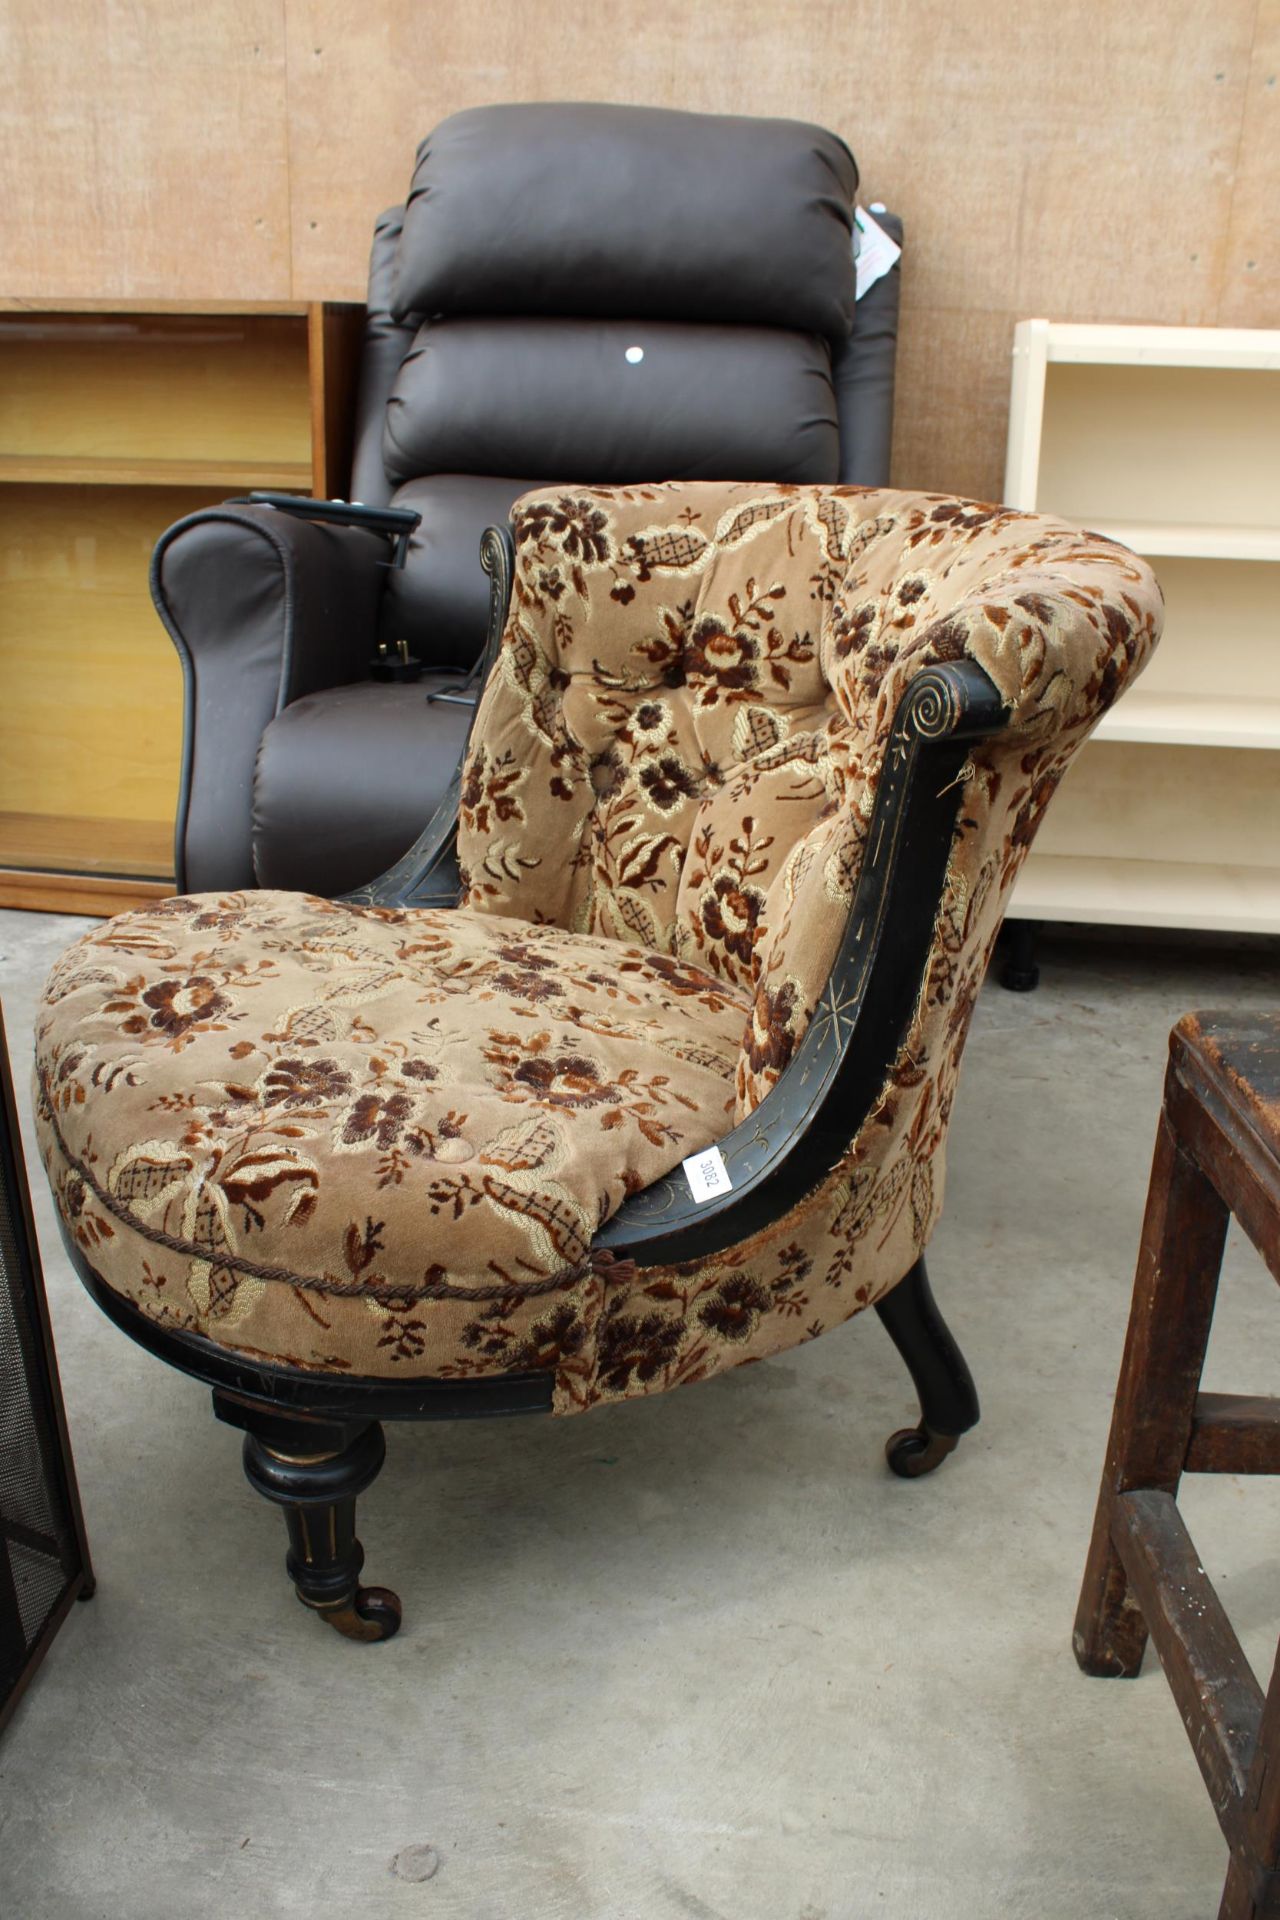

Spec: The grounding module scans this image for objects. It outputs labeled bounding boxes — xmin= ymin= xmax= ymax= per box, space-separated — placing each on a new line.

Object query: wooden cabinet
xmin=1003 ymin=320 xmax=1280 ymax=935
xmin=0 ymin=300 xmax=361 ymax=913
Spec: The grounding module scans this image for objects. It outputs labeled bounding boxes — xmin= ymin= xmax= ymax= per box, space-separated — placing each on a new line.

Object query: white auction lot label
xmin=682 ymin=1145 xmax=733 ymax=1203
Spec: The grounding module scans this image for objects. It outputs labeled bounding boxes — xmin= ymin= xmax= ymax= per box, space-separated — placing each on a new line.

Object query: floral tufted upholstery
xmin=36 ymin=483 xmax=1161 ymax=1413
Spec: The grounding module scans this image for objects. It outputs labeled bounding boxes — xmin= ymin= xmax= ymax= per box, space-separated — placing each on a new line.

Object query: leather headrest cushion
xmin=392 ymin=103 xmax=858 ymax=339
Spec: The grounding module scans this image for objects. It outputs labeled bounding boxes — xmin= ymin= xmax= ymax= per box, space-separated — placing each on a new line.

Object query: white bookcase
xmin=1003 ymin=320 xmax=1280 ymax=934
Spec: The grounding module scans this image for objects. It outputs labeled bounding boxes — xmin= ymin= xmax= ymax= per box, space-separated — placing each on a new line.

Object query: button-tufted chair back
xmin=458 ymin=483 xmax=1163 ymax=1124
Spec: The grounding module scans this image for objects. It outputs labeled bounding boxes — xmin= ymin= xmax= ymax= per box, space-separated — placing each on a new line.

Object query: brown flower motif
xmin=459 ymin=1300 xmax=517 ymax=1359
xmin=262 ymin=1056 xmax=352 ymax=1107
xmin=597 ymin=1306 xmax=684 ymax=1393
xmin=743 ymin=977 xmax=800 ymax=1078
xmin=701 ymin=873 xmax=767 ymax=967
xmin=341 ymin=1090 xmax=414 ymax=1150
xmin=489 ymin=968 xmax=563 ymax=1004
xmin=637 ymin=953 xmax=743 ymax=1009
xmin=638 ymin=752 xmax=700 ymax=813
xmin=685 ymin=616 xmax=758 ymax=689
xmin=832 ymin=601 xmax=878 ymax=660
xmin=494 ymin=942 xmax=555 ymax=971
xmin=459 ymin=754 xmax=484 ymax=813
xmin=626 ymin=699 xmax=671 ymax=749
xmin=459 ymin=746 xmax=523 ymax=833
xmin=512 ymin=1054 xmax=618 ymax=1107
xmin=138 ymin=976 xmax=229 ymax=1038
xmin=929 ymin=501 xmax=1004 ymax=532
xmin=489 ymin=942 xmax=562 ymax=1000
xmin=510 ymin=1301 xmax=589 ymax=1372
xmin=698 ymin=1272 xmax=771 ymax=1341
xmin=517 ymin=495 xmax=612 ymax=564
xmin=400 ymin=1057 xmax=441 ymax=1082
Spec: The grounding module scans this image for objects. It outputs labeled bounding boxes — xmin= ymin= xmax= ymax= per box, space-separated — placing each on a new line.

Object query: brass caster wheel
xmin=885 ymin=1420 xmax=960 ymax=1479
xmin=314 ymin=1584 xmax=403 ymax=1643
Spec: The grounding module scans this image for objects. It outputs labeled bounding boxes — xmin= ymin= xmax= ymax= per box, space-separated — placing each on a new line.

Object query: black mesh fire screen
xmin=0 ymin=999 xmax=92 ymax=1736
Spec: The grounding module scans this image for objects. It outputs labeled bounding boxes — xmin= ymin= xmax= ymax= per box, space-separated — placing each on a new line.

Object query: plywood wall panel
xmin=890 ymin=306 xmax=1017 ymax=500
xmin=282 ymin=0 xmax=857 ymax=301
xmin=804 ymin=2 xmax=1255 ymax=326
xmin=282 ymin=0 xmax=1267 ymax=496
xmin=2 ymin=1 xmax=1275 ymax=497
xmin=1217 ymin=0 xmax=1280 ymax=325
xmin=0 ymin=0 xmax=292 ymax=299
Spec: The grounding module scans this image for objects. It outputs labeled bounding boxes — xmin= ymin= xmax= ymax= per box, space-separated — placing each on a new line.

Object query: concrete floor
xmin=0 ymin=906 xmax=1277 ymax=1920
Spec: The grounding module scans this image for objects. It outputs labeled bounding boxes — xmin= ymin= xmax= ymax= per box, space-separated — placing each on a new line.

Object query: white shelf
xmin=1096 ymin=520 xmax=1280 ymax=562
xmin=1094 ymin=691 xmax=1280 ymax=750
xmin=1002 ymin=318 xmax=1280 ymax=939
xmin=1036 ymin=323 xmax=1280 ymax=372
xmin=1009 ymin=856 xmax=1280 ymax=934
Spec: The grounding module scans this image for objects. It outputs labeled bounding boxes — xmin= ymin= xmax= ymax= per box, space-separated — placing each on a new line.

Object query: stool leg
xmin=1218 ymin=1857 xmax=1258 ymax=1920
xmin=1074 ymin=1108 xmax=1230 ymax=1678
xmin=1225 ymin=1639 xmax=1280 ymax=1920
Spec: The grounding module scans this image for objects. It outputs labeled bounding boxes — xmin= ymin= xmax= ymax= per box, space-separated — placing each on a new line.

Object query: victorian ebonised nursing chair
xmin=36 ymin=480 xmax=1161 ymax=1640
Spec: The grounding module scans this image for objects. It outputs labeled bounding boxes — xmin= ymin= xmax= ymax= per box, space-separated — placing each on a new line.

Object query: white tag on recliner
xmin=853 ymin=205 xmax=900 ymax=300
xmin=682 ymin=1145 xmax=732 ymax=1203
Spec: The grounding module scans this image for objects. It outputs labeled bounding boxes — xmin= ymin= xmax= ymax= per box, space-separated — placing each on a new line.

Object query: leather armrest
xmin=151 ymin=504 xmax=389 ymax=894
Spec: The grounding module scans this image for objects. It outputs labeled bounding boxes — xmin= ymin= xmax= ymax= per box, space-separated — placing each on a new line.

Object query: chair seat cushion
xmin=35 ymin=892 xmax=751 ymax=1384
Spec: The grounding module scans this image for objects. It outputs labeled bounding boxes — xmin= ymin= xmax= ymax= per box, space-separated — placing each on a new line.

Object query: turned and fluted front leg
xmin=214 ymin=1396 xmax=401 ymax=1642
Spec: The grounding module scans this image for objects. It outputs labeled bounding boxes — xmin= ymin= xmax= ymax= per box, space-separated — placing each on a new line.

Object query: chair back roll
xmin=391 ymin=102 xmax=859 ymax=336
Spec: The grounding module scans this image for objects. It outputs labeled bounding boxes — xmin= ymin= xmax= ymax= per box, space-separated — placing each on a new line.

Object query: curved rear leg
xmin=874 ymin=1258 xmax=979 ymax=1478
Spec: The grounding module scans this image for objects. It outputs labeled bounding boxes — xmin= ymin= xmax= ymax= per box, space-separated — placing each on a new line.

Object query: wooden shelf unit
xmin=1003 ymin=319 xmax=1280 ymax=936
xmin=0 ymin=299 xmax=362 ymax=913
xmin=0 ymin=454 xmax=314 ymax=488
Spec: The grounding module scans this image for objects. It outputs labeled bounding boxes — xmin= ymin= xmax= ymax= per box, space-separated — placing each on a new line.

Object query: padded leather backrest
xmin=393 ymin=103 xmax=858 ymax=337
xmin=383 ymin=320 xmax=839 ymax=488
xmin=346 ymin=110 xmax=898 ymax=672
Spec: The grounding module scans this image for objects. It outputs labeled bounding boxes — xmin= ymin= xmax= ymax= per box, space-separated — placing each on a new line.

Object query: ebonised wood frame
xmin=59 ymin=519 xmax=1008 ymax=1639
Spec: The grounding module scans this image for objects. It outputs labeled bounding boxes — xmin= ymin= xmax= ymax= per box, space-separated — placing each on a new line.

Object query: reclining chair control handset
xmin=245 ymin=491 xmax=422 ymax=571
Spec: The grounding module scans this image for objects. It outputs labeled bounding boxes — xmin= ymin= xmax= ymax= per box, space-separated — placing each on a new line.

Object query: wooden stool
xmin=1075 ymin=1011 xmax=1280 ymax=1920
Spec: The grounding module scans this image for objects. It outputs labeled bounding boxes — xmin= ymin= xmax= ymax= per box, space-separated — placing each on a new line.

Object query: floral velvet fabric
xmin=36 ymin=483 xmax=1162 ymax=1411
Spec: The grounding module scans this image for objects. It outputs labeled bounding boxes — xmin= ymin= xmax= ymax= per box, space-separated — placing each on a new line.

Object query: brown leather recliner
xmin=150 ymin=103 xmax=903 ymax=899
